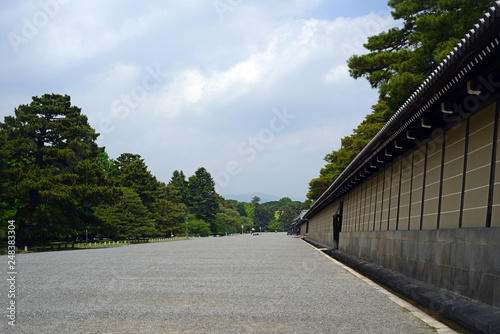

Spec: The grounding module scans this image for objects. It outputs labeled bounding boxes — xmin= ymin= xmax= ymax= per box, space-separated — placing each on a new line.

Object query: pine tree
xmin=111 ymin=153 xmax=160 ymax=210
xmin=0 ymin=130 xmax=12 ymax=234
xmin=253 ymin=204 xmax=273 ymax=231
xmin=0 ymin=94 xmax=116 ymax=246
xmin=348 ymin=0 xmax=496 ymax=114
xmin=93 ymin=187 xmax=155 ymax=239
xmin=307 ymin=0 xmax=496 ymax=200
xmin=188 ymin=167 xmax=219 ymax=233
xmin=278 ymin=201 xmax=302 ymax=231
xmin=170 ymin=170 xmax=188 ymax=204
xmin=154 ymin=170 xmax=188 ymax=237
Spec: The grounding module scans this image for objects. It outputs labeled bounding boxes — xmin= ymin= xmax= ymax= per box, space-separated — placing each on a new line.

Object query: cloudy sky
xmin=0 ymin=0 xmax=395 ymax=201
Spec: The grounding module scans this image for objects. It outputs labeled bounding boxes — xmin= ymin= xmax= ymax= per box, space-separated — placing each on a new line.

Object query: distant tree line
xmin=0 ymin=94 xmax=307 ymax=246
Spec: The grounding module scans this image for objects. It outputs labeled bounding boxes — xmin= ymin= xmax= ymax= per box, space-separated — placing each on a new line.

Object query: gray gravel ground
xmin=1 ymin=233 xmax=436 ymax=333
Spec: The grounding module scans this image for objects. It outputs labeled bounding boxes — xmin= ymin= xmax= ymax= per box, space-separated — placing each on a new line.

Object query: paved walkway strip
xmin=2 ymin=233 xmax=452 ymax=333
xmin=302 ymin=240 xmax=457 ymax=334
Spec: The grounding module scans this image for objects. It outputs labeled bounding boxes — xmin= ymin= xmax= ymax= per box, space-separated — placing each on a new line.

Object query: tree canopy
xmin=156 ymin=170 xmax=188 ymax=237
xmin=348 ymin=0 xmax=495 ymax=113
xmin=93 ymin=187 xmax=155 ymax=239
xmin=188 ymin=167 xmax=220 ymax=233
xmin=0 ymin=94 xmax=116 ymax=245
xmin=111 ymin=153 xmax=161 ymax=211
xmin=307 ymin=0 xmax=496 ymax=200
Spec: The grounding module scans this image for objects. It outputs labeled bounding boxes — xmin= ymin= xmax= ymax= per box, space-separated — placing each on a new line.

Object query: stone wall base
xmin=337 ymin=228 xmax=500 ymax=307
xmin=330 ymin=249 xmax=500 ymax=334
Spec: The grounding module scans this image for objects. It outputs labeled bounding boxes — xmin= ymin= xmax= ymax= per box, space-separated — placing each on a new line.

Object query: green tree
xmin=226 ymin=199 xmax=247 ymax=217
xmin=253 ymin=204 xmax=273 ymax=231
xmin=348 ymin=0 xmax=496 ymax=114
xmin=267 ymin=221 xmax=282 ymax=231
xmin=251 ymin=196 xmax=261 ymax=205
xmin=187 ymin=214 xmax=211 ymax=236
xmin=93 ymin=187 xmax=155 ymax=239
xmin=278 ymin=197 xmax=292 ymax=206
xmin=215 ymin=201 xmax=252 ymax=234
xmin=301 ymin=199 xmax=313 ymax=211
xmin=110 ymin=152 xmax=172 ymax=237
xmin=188 ymin=167 xmax=220 ymax=233
xmin=169 ymin=170 xmax=188 ymax=204
xmin=278 ymin=201 xmax=302 ymax=231
xmin=308 ymin=0 xmax=495 ymax=200
xmin=155 ymin=171 xmax=188 ymax=237
xmin=97 ymin=151 xmax=115 ymax=175
xmin=235 ymin=202 xmax=247 ymax=217
xmin=111 ymin=153 xmax=160 ymax=211
xmin=0 ymin=94 xmax=116 ymax=246
xmin=258 ymin=197 xmax=303 ymax=231
xmin=243 ymin=202 xmax=255 ymax=220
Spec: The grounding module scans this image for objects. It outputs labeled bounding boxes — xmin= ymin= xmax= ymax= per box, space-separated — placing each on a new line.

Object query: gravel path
xmin=1 ymin=233 xmax=436 ymax=333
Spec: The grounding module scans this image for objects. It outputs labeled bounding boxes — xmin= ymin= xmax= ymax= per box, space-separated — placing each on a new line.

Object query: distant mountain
xmin=222 ymin=192 xmax=280 ymax=203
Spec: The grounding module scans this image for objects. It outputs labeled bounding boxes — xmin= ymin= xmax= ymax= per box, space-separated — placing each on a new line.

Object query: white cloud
xmin=323 ymin=65 xmax=350 ymax=84
xmin=155 ymin=70 xmax=206 ymax=118
xmin=151 ymin=14 xmax=394 ymax=120
xmin=0 ymin=0 xmax=395 ymax=200
xmin=41 ymin=6 xmax=166 ymax=65
xmin=154 ymin=58 xmax=265 ymax=118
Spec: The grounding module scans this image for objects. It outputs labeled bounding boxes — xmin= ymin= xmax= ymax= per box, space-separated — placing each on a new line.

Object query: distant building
xmin=291 ymin=210 xmax=308 ymax=234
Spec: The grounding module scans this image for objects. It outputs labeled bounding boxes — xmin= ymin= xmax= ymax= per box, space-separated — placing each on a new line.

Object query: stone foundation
xmin=338 ymin=227 xmax=500 ymax=307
